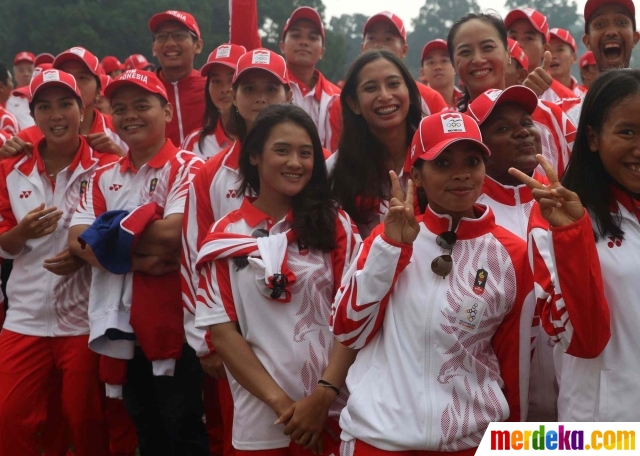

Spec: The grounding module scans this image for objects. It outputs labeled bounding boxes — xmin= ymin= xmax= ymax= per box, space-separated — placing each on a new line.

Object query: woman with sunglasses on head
xmin=182 ymin=43 xmax=246 ymax=160
xmin=195 ymin=103 xmax=360 ymax=455
xmin=511 ymin=69 xmax=640 ymax=422
xmin=328 ymin=49 xmax=423 ymax=239
xmin=332 ymin=112 xmax=533 ymax=455
xmin=447 ymin=13 xmax=575 ymax=177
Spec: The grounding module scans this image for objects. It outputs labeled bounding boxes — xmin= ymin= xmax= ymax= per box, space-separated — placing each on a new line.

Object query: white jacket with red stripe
xmin=532 ymin=100 xmax=576 ymax=177
xmin=181 ymin=119 xmax=232 ymax=160
xmin=195 ymin=199 xmax=361 ymax=450
xmin=331 ymin=205 xmax=534 ymax=451
xmin=528 ymin=190 xmax=640 ymax=421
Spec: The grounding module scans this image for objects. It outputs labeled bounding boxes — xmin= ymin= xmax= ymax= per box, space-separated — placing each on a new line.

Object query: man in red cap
xmin=579 ymin=51 xmax=598 ymax=90
xmin=0 ymin=63 xmax=18 ymax=138
xmin=124 ymin=54 xmax=155 ymax=71
xmin=5 ymin=53 xmax=37 ymax=131
xmin=12 ymin=52 xmax=35 ymax=88
xmin=279 ymin=6 xmax=341 ymax=152
xmin=549 ymin=28 xmax=585 ymax=97
xmin=101 ymin=56 xmax=125 ymax=78
xmin=419 ymin=39 xmax=460 ymax=109
xmin=148 ymin=10 xmax=206 ymax=147
xmin=362 ymin=11 xmax=448 ymax=116
xmin=505 ymin=8 xmax=575 ymax=103
xmin=583 ymin=0 xmax=639 ymax=70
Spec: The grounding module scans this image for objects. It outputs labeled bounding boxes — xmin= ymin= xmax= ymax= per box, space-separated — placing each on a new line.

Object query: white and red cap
xmin=200 ymin=44 xmax=247 ymax=77
xmin=29 ymin=69 xmax=82 ymax=104
xmin=363 ymin=11 xmax=407 ymax=42
xmin=282 ymin=6 xmax=325 ymax=40
xmin=124 ymin=54 xmax=153 ymax=71
xmin=549 ymin=28 xmax=577 ymax=52
xmin=53 ymin=47 xmax=101 ymax=77
xmin=104 ymin=70 xmax=169 ymax=102
xmin=507 ymin=38 xmax=530 ymax=70
xmin=504 ymin=8 xmax=550 ymax=42
xmin=14 ymin=52 xmax=36 ymax=65
xmin=579 ymin=51 xmax=597 ymax=69
xmin=421 ymin=39 xmax=448 ymax=62
xmin=404 ymin=113 xmax=490 ymax=171
xmin=148 ymin=10 xmax=201 ymax=40
xmin=99 ymin=74 xmax=112 ymax=95
xmin=233 ymin=48 xmax=289 ymax=86
xmin=467 ymin=86 xmax=539 ymax=125
xmin=34 ymin=53 xmax=55 ymax=66
xmin=101 ymin=56 xmax=125 ymax=74
xmin=584 ymin=0 xmax=635 ymax=31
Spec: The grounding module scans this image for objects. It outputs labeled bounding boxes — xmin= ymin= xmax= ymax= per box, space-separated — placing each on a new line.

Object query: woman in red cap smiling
xmin=182 ymin=43 xmax=246 ymax=160
xmin=0 ymin=68 xmax=118 ymax=456
xmin=332 ymin=112 xmax=532 ymax=454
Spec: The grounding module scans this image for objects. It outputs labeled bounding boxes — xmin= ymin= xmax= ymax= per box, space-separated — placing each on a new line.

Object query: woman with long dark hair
xmin=328 ymin=49 xmax=422 ymax=238
xmin=182 ymin=43 xmax=246 ymax=159
xmin=195 ymin=104 xmax=360 ymax=455
xmin=447 ymin=12 xmax=575 ymax=176
xmin=512 ymin=69 xmax=640 ymax=421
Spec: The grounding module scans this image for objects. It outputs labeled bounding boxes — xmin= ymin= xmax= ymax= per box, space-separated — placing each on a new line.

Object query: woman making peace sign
xmin=332 ymin=112 xmax=533 ymax=454
xmin=510 ymin=69 xmax=640 ymax=421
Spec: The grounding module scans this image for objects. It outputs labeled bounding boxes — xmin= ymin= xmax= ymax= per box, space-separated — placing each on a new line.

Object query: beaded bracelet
xmin=317 ymin=379 xmax=340 ymax=396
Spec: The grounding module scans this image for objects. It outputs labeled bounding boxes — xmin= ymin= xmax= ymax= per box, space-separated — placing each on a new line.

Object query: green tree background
xmin=0 ymin=0 xmax=615 ymax=84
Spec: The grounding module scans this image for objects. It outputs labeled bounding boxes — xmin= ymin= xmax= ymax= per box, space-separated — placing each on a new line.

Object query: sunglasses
xmin=431 ymin=231 xmax=457 ymax=278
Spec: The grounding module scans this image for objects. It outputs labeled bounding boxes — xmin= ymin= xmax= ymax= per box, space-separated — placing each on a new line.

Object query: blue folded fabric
xmin=78 ymin=210 xmax=133 ymax=274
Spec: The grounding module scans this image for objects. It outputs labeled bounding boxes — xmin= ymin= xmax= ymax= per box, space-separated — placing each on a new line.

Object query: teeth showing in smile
xmin=124 ymin=125 xmax=142 ymax=131
xmin=165 ymin=52 xmax=180 ymax=57
xmin=282 ymin=173 xmax=302 ymax=179
xmin=625 ymin=163 xmax=640 ymax=173
xmin=51 ymin=126 xmax=66 ymax=131
xmin=471 ymin=69 xmax=491 ymax=77
xmin=604 ymin=43 xmax=621 ymax=50
xmin=375 ymin=106 xmax=399 ymax=115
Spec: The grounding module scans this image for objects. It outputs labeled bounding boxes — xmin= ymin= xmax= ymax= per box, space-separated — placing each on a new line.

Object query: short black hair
xmin=0 ymin=62 xmax=10 ymax=85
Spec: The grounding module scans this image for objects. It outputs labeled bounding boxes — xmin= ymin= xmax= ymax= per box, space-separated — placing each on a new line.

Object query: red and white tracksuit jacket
xmin=181 ymin=119 xmax=232 ymax=160
xmin=0 ymin=136 xmax=118 ymax=337
xmin=0 ymin=105 xmax=19 ymax=137
xmin=13 ymin=109 xmax=127 ymax=153
xmin=5 ymin=94 xmax=34 ymax=130
xmin=477 ymin=172 xmax=558 ymax=422
xmin=555 ymin=96 xmax=583 ymax=132
xmin=570 ymin=77 xmax=587 ymax=98
xmin=528 ymin=188 xmax=640 ymax=421
xmin=540 ymin=78 xmax=577 ymax=104
xmin=71 ymin=141 xmax=202 ymax=370
xmin=194 ymin=198 xmax=361 ymax=450
xmin=332 ymin=205 xmax=535 ymax=451
xmin=157 ymin=69 xmax=206 ymax=147
xmin=532 ymin=99 xmax=576 ymax=177
xmin=416 ymin=81 xmax=449 ymax=115
xmin=289 ymin=69 xmax=341 ymax=153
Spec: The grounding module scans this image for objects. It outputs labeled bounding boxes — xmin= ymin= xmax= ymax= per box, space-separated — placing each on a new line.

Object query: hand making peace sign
xmin=384 ymin=171 xmax=420 ymax=244
xmin=508 ymin=154 xmax=585 ymax=227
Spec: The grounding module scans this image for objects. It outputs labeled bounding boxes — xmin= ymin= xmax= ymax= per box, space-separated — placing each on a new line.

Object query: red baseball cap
xmin=99 ymin=75 xmax=112 ymax=95
xmin=504 ymin=8 xmax=550 ymax=42
xmin=405 ymin=113 xmax=490 ymax=171
xmin=124 ymin=54 xmax=154 ymax=71
xmin=104 ymin=70 xmax=169 ymax=102
xmin=148 ymin=10 xmax=201 ymax=40
xmin=467 ymin=87 xmax=539 ymax=125
xmin=233 ymin=49 xmax=289 ymax=86
xmin=549 ymin=28 xmax=577 ymax=52
xmin=101 ymin=56 xmax=125 ymax=74
xmin=32 ymin=63 xmax=54 ymax=78
xmin=53 ymin=47 xmax=101 ymax=77
xmin=507 ymin=38 xmax=530 ymax=70
xmin=14 ymin=52 xmax=36 ymax=65
xmin=29 ymin=69 xmax=82 ymax=104
xmin=34 ymin=53 xmax=55 ymax=66
xmin=580 ymin=51 xmax=597 ymax=69
xmin=421 ymin=39 xmax=448 ymax=62
xmin=282 ymin=6 xmax=325 ymax=40
xmin=584 ymin=0 xmax=635 ymax=32
xmin=200 ymin=44 xmax=247 ymax=77
xmin=363 ymin=11 xmax=407 ymax=42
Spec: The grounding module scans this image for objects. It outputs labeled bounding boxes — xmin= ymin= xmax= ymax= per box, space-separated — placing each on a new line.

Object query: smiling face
xmin=480 ymin=102 xmax=541 ymax=185
xmin=32 ymin=87 xmax=82 ymax=146
xmin=362 ymin=21 xmax=408 ymax=59
xmin=584 ymin=4 xmax=640 ymax=70
xmin=152 ymin=21 xmax=203 ymax=71
xmin=280 ymin=19 xmax=325 ymax=68
xmin=233 ymin=70 xmax=291 ymax=129
xmin=251 ymin=121 xmax=314 ymax=201
xmin=549 ymin=37 xmax=577 ymax=82
xmin=347 ymin=57 xmax=410 ymax=136
xmin=111 ymin=85 xmax=172 ymax=151
xmin=507 ymin=19 xmax=546 ymax=72
xmin=421 ymin=49 xmax=455 ymax=91
xmin=208 ymin=64 xmax=235 ymax=113
xmin=452 ymin=19 xmax=510 ymax=100
xmin=588 ymin=92 xmax=640 ymax=194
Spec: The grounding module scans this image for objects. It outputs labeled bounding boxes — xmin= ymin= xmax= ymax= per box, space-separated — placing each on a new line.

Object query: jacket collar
xmin=420 ymin=204 xmax=495 ymax=240
xmin=119 ymin=139 xmax=178 ymax=173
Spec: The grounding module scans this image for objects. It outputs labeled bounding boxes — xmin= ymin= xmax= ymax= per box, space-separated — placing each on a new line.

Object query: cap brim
xmin=148 ymin=12 xmax=199 ymax=37
xmin=54 ymin=53 xmax=98 ymax=76
xmin=418 ymin=138 xmax=491 ymax=162
xmin=30 ymin=81 xmax=79 ymax=105
xmin=103 ymin=79 xmax=164 ymax=101
xmin=284 ymin=8 xmax=325 ymax=38
xmin=14 ymin=58 xmax=35 ymax=65
xmin=201 ymin=61 xmax=236 ymax=77
xmin=233 ymin=66 xmax=289 ymax=87
xmin=470 ymin=86 xmax=539 ymax=125
xmin=12 ymin=86 xmax=31 ymax=99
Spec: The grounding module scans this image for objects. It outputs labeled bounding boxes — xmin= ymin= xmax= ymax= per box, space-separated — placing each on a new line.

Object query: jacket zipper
xmin=173 ymin=82 xmax=184 ymax=144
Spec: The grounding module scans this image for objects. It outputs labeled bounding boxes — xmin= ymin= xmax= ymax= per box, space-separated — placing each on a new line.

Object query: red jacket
xmin=157 ymin=69 xmax=206 ymax=147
